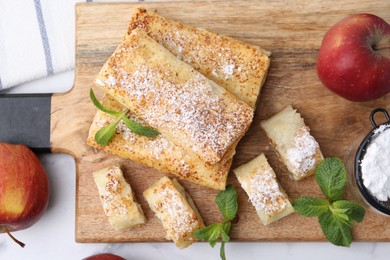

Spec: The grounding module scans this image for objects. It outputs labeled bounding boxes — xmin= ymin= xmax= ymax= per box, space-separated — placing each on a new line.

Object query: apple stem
xmin=2 ymin=225 xmax=25 ymax=248
xmin=374 ymin=43 xmax=390 ymax=50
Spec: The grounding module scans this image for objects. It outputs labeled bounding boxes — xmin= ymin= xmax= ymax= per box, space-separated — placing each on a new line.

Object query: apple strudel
xmin=234 ymin=153 xmax=294 ymax=225
xmin=92 ymin=165 xmax=146 ymax=231
xmin=260 ymin=106 xmax=324 ymax=181
xmin=94 ymin=28 xmax=253 ymax=166
xmin=143 ymin=176 xmax=204 ymax=248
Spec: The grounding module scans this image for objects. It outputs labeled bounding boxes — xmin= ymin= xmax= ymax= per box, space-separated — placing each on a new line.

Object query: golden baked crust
xmin=234 ymin=153 xmax=294 ymax=225
xmin=92 ymin=165 xmax=146 ymax=230
xmin=128 ymin=7 xmax=271 ymax=109
xmin=95 ymin=28 xmax=253 ymax=166
xmin=260 ymin=106 xmax=324 ymax=181
xmin=87 ymin=94 xmax=231 ymax=190
xmin=143 ymin=176 xmax=204 ymax=248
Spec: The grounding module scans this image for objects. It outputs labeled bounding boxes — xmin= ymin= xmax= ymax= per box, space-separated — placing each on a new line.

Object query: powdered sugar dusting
xmin=100 ymin=168 xmax=132 ymax=217
xmin=245 ymin=167 xmax=288 ymax=217
xmin=117 ymin=121 xmax=181 ymax=164
xmin=286 ymin=126 xmax=319 ymax=178
xmin=222 ymin=63 xmax=235 ymax=77
xmin=104 ymin=44 xmax=253 ymax=164
xmin=154 ymin=184 xmax=200 ymax=241
xmin=95 ymin=79 xmax=105 ymax=87
xmin=107 ymin=76 xmax=117 ymax=86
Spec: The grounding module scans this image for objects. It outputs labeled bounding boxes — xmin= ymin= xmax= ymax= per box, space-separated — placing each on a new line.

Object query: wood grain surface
xmin=50 ymin=0 xmax=390 ymax=242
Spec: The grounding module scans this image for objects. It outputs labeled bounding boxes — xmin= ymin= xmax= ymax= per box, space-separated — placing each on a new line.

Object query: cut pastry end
xmin=143 ymin=176 xmax=204 ymax=248
xmin=260 ymin=105 xmax=324 ymax=181
xmin=93 ymin=165 xmax=146 ymax=231
xmin=234 ymin=153 xmax=294 ymax=225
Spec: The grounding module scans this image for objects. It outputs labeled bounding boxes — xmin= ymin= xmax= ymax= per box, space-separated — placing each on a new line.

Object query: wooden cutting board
xmin=50 ymin=1 xmax=390 ymax=242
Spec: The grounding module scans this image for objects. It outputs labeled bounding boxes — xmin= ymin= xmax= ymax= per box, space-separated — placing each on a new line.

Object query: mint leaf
xmin=90 ymin=88 xmax=121 ymax=116
xmin=319 ymin=210 xmax=352 ymax=247
xmin=315 ymin=158 xmax=347 ymax=201
xmin=90 ymin=88 xmax=159 ymax=145
xmin=94 ymin=120 xmax=119 ymax=146
xmin=122 ymin=116 xmax=159 ymax=138
xmin=293 ymin=197 xmax=329 ymax=217
xmin=221 ymin=222 xmax=231 ymax=241
xmin=333 ymin=200 xmax=366 ymax=223
xmin=215 ymin=185 xmax=238 ymax=221
xmin=329 ymin=205 xmax=350 ymax=224
xmin=193 ymin=185 xmax=238 ymax=260
xmin=293 ymin=157 xmax=365 ymax=247
xmin=194 ymin=223 xmax=222 ymax=248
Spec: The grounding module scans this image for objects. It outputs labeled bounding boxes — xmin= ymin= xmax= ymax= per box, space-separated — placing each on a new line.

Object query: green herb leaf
xmin=293 ymin=157 xmax=365 ymax=247
xmin=315 ymin=158 xmax=347 ymax=201
xmin=318 ymin=210 xmax=352 ymax=247
xmin=90 ymin=88 xmax=121 ymax=116
xmin=90 ymin=88 xmax=159 ymax=144
xmin=94 ymin=120 xmax=119 ymax=146
xmin=329 ymin=205 xmax=350 ymax=224
xmin=193 ymin=185 xmax=238 ymax=260
xmin=333 ymin=200 xmax=366 ymax=223
xmin=122 ymin=116 xmax=159 ymax=138
xmin=293 ymin=197 xmax=330 ymax=217
xmin=221 ymin=222 xmax=231 ymax=241
xmin=215 ymin=185 xmax=238 ymax=221
xmin=194 ymin=223 xmax=222 ymax=248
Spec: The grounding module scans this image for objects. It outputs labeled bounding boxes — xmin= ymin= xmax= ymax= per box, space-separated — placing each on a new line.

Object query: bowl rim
xmin=354 ymin=108 xmax=390 ymax=215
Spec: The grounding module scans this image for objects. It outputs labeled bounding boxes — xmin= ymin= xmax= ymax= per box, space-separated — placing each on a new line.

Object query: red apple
xmin=317 ymin=13 xmax=390 ymax=101
xmin=83 ymin=253 xmax=126 ymax=260
xmin=0 ymin=143 xmax=49 ymax=247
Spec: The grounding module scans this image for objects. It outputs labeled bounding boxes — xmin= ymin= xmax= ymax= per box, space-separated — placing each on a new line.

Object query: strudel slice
xmin=143 ymin=176 xmax=204 ymax=248
xmin=87 ymin=94 xmax=231 ymax=190
xmin=93 ymin=165 xmax=146 ymax=231
xmin=260 ymin=106 xmax=324 ymax=181
xmin=234 ymin=153 xmax=294 ymax=225
xmin=128 ymin=7 xmax=271 ymax=109
xmin=95 ymin=28 xmax=253 ymax=166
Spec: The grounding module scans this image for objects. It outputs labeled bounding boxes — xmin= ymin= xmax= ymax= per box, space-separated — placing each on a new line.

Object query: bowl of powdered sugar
xmin=355 ymin=108 xmax=390 ymax=216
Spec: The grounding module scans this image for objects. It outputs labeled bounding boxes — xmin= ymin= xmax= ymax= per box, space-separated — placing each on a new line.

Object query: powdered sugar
xmin=107 ymin=76 xmax=117 ymax=87
xmin=246 ymin=167 xmax=288 ymax=217
xmin=154 ymin=185 xmax=200 ymax=241
xmin=222 ymin=63 xmax=235 ymax=77
xmin=100 ymin=168 xmax=130 ymax=217
xmin=105 ymin=46 xmax=253 ymax=164
xmin=361 ymin=127 xmax=390 ymax=201
xmin=374 ymin=124 xmax=387 ymax=135
xmin=286 ymin=126 xmax=319 ymax=178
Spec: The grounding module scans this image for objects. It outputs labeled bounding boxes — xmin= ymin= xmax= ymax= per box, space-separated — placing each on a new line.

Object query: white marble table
xmin=1 ymin=71 xmax=390 ymax=260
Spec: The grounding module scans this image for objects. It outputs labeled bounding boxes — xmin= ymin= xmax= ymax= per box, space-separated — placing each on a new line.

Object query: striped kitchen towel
xmin=0 ymin=0 xmax=152 ymax=91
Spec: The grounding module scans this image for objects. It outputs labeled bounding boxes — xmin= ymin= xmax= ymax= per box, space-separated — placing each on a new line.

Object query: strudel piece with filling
xmin=95 ymin=28 xmax=253 ymax=166
xmin=234 ymin=153 xmax=294 ymax=225
xmin=93 ymin=165 xmax=146 ymax=231
xmin=87 ymin=94 xmax=231 ymax=190
xmin=143 ymin=176 xmax=204 ymax=248
xmin=260 ymin=106 xmax=324 ymax=181
xmin=128 ymin=7 xmax=271 ymax=109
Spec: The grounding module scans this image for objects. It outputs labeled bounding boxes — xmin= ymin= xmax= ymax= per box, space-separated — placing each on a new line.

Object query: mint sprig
xmin=315 ymin=158 xmax=347 ymax=201
xmin=194 ymin=185 xmax=237 ymax=260
xmin=90 ymin=89 xmax=159 ymax=146
xmin=292 ymin=158 xmax=365 ymax=247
